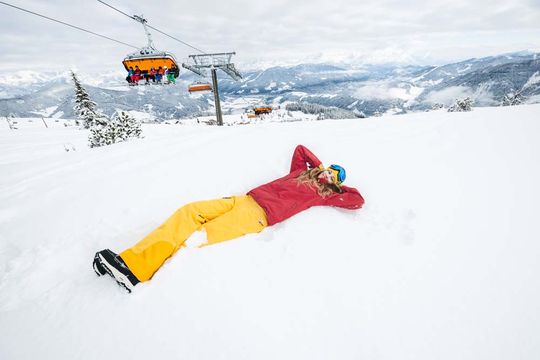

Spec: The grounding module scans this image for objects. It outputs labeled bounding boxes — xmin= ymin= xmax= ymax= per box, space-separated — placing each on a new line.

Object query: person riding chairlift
xmin=148 ymin=67 xmax=157 ymax=84
xmin=126 ymin=67 xmax=134 ymax=84
xmin=93 ymin=145 xmax=365 ymax=292
xmin=155 ymin=66 xmax=164 ymax=83
xmin=131 ymin=65 xmax=142 ymax=85
xmin=164 ymin=66 xmax=176 ymax=84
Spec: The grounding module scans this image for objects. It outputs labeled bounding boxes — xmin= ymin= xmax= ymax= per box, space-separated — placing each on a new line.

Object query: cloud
xmin=354 ymin=81 xmax=424 ymax=101
xmin=424 ymin=86 xmax=474 ymax=105
xmin=0 ymin=0 xmax=539 ymax=74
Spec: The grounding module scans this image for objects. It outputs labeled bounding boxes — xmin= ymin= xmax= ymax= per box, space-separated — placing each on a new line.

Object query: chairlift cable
xmin=0 ymin=0 xmax=139 ymax=49
xmin=97 ymin=0 xmax=206 ymax=54
xmin=145 ymin=24 xmax=206 ymax=54
xmin=96 ymin=0 xmax=136 ymax=21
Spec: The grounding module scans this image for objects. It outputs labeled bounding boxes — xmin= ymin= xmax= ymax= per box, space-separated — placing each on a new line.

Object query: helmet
xmin=328 ymin=164 xmax=346 ymax=184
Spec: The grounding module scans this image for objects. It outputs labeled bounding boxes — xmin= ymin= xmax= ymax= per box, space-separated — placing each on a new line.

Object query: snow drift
xmin=1 ymin=104 xmax=540 ymax=359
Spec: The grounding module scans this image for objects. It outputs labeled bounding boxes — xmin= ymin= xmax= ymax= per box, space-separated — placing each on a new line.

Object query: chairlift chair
xmin=122 ymin=15 xmax=179 ymax=83
xmin=188 ymin=82 xmax=213 ymax=93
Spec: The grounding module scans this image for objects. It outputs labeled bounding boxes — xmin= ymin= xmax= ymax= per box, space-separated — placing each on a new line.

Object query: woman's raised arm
xmin=325 ymin=185 xmax=365 ymax=210
xmin=289 ymin=145 xmax=323 ymax=173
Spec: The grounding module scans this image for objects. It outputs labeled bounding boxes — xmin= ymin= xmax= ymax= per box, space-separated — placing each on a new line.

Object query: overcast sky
xmin=1 ymin=0 xmax=539 ymax=74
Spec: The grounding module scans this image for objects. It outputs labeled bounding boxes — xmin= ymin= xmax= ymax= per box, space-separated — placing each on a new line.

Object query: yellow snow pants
xmin=119 ymin=195 xmax=267 ymax=282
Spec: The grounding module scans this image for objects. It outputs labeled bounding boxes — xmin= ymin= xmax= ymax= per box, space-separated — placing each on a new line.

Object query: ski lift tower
xmin=182 ymin=52 xmax=242 ymax=126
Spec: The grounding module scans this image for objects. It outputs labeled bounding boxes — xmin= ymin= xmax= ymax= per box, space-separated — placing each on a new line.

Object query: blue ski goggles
xmin=328 ymin=164 xmax=346 ymax=184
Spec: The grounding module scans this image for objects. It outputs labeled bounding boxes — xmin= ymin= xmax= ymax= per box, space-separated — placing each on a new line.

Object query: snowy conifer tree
xmin=89 ymin=122 xmax=119 ymax=148
xmin=112 ymin=111 xmax=142 ymax=141
xmin=88 ymin=127 xmax=103 ymax=148
xmin=448 ymin=97 xmax=473 ymax=112
xmin=502 ymin=91 xmax=525 ymax=106
xmin=71 ymin=71 xmax=107 ymax=129
xmin=88 ymin=111 xmax=143 ymax=148
xmin=432 ymin=103 xmax=445 ymax=110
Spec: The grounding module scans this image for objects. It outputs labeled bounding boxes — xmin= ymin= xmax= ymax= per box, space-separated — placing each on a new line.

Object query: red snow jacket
xmin=247 ymin=145 xmax=365 ymax=226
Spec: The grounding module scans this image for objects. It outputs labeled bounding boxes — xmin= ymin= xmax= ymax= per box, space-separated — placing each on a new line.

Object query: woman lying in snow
xmin=93 ymin=145 xmax=365 ymax=292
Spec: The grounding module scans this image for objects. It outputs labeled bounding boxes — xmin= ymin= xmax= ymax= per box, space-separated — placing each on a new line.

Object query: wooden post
xmin=6 ymin=117 xmax=13 ymax=130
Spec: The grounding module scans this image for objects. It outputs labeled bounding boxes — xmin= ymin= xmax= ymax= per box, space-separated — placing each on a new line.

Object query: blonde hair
xmin=295 ymin=168 xmax=340 ymax=198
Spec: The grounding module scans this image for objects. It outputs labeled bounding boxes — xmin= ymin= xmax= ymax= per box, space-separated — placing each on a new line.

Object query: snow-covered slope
xmin=1 ymin=105 xmax=540 ymax=359
xmin=0 ymin=71 xmax=214 ymax=120
xmin=409 ymin=51 xmax=537 ymax=84
xmin=416 ymin=59 xmax=540 ymax=107
xmin=2 ymin=52 xmax=539 ymax=120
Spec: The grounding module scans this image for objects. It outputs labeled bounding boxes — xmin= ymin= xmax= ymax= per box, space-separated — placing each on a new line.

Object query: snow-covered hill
xmin=1 ymin=104 xmax=539 ymax=359
xmin=416 ymin=59 xmax=540 ymax=107
xmin=0 ymin=73 xmax=214 ymax=120
xmin=1 ymin=52 xmax=539 ymax=120
xmin=409 ymin=51 xmax=538 ymax=84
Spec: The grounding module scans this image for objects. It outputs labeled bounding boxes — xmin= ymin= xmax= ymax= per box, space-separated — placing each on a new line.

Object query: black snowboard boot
xmin=93 ymin=252 xmax=107 ymax=276
xmin=94 ymin=249 xmax=140 ymax=293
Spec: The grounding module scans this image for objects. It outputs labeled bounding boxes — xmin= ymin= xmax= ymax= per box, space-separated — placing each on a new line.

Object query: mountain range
xmin=1 ymin=51 xmax=539 ymax=120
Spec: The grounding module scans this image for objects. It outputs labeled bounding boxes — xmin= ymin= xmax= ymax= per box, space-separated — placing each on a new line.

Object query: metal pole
xmin=41 ymin=116 xmax=48 ymax=128
xmin=211 ymin=67 xmax=223 ymax=126
xmin=134 ymin=15 xmax=155 ymax=49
